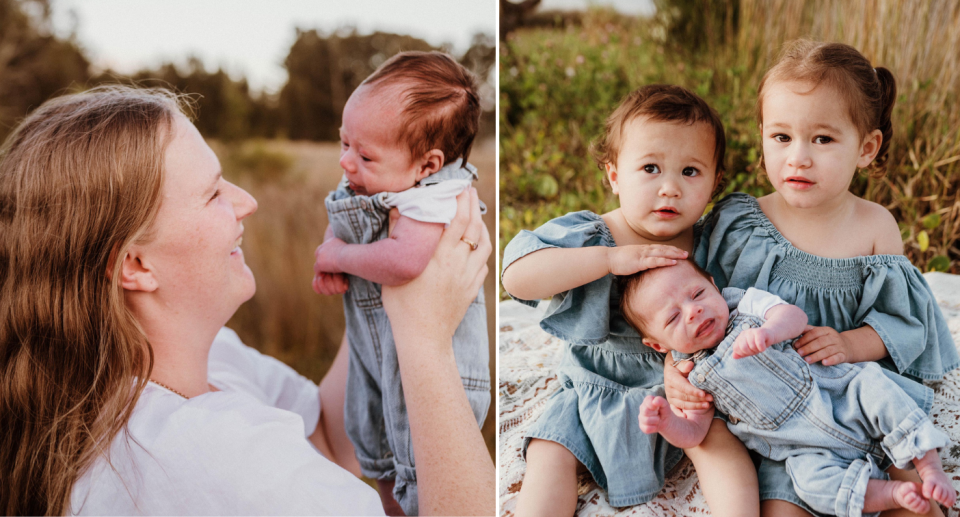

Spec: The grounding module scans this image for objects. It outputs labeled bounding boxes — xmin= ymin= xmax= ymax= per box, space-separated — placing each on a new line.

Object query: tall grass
xmin=213 ymin=138 xmax=498 ymax=457
xmin=500 ymin=1 xmax=960 ymax=281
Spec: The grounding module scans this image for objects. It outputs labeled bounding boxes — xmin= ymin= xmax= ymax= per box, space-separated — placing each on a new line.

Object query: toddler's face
xmin=606 ymin=117 xmax=717 ymax=240
xmin=761 ymin=80 xmax=881 ymax=209
xmin=628 ymin=261 xmax=729 ymax=355
xmin=338 ymin=85 xmax=423 ymax=196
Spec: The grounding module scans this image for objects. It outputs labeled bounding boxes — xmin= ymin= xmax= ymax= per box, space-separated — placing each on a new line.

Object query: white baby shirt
xmin=383 ymin=178 xmax=471 ymax=225
xmin=69 ymin=327 xmax=384 ymax=516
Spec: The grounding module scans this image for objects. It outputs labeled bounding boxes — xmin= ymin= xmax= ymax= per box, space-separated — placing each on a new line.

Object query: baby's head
xmin=339 ymin=51 xmax=481 ymax=195
xmin=593 ymin=84 xmax=726 ymax=240
xmin=619 ymin=260 xmax=729 ymax=355
xmin=757 ymin=40 xmax=897 ymax=205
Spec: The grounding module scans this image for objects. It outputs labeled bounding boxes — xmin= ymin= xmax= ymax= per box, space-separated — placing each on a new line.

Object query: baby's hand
xmin=793 ymin=325 xmax=852 ymax=366
xmin=638 ymin=396 xmax=672 ymax=434
xmin=312 ymin=272 xmax=349 ymax=295
xmin=607 ymin=245 xmax=688 ymax=276
xmin=732 ymin=327 xmax=773 ymax=359
xmin=664 ymin=359 xmax=712 ymax=410
xmin=314 ymin=238 xmax=346 ymax=274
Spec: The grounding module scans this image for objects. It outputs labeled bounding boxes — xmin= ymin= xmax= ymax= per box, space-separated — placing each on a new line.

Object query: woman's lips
xmin=696 ymin=318 xmax=715 ymax=338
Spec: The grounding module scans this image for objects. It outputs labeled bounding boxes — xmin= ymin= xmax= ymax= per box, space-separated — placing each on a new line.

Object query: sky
xmin=51 ymin=0 xmax=496 ymax=94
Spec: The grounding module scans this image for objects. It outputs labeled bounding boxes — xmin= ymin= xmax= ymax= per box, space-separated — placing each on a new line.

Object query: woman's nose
xmin=231 ymin=183 xmax=258 ymax=219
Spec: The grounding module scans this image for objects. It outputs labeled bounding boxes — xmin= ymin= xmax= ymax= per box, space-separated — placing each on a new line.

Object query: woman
xmin=0 ymin=86 xmax=493 ymax=515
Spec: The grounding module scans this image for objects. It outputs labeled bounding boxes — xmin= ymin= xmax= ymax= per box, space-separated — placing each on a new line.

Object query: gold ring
xmin=461 ymin=237 xmax=479 ymax=251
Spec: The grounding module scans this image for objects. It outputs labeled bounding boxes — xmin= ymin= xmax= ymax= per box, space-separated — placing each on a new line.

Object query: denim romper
xmin=325 ymin=161 xmax=490 ymax=515
xmin=502 ymin=211 xmax=684 ymax=507
xmin=694 ymin=193 xmax=959 ymax=512
xmin=674 ymin=288 xmax=948 ymax=517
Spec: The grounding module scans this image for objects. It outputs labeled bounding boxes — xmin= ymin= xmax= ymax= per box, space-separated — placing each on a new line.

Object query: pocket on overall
xmin=705 ymin=344 xmax=814 ymax=431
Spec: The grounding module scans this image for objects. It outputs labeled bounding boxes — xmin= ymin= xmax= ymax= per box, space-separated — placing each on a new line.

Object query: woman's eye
xmin=682 ymin=167 xmax=700 ymax=177
xmin=814 ymin=135 xmax=833 ymax=144
xmin=773 ymin=134 xmax=790 ymax=143
xmin=643 ymin=164 xmax=660 ymax=174
xmin=210 ymin=188 xmax=221 ymax=201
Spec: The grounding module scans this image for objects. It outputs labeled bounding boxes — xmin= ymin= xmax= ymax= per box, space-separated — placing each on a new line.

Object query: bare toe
xmin=895 ymin=483 xmax=930 ymax=514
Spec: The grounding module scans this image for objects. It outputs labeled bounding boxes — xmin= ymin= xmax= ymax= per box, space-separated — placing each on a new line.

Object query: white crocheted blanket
xmin=499 ymin=272 xmax=960 ymax=517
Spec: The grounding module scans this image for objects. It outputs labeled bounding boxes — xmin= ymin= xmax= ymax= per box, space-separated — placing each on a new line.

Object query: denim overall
xmin=675 ymin=289 xmax=947 ymax=517
xmin=324 ymin=161 xmax=490 ymax=515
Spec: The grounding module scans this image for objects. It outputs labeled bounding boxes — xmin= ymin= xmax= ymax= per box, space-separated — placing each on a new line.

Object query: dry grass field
xmin=210 ymin=137 xmax=497 ymax=458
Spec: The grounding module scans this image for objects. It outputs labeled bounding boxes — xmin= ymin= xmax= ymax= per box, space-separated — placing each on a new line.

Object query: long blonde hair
xmin=0 ymin=86 xmax=188 ymax=515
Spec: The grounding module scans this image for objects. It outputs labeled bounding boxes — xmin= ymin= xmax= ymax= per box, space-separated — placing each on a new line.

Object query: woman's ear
xmin=605 ymin=162 xmax=620 ymax=195
xmin=416 ymin=149 xmax=445 ymax=182
xmin=642 ymin=337 xmax=669 ymax=354
xmin=118 ymin=246 xmax=159 ymax=293
xmin=857 ymin=129 xmax=883 ymax=168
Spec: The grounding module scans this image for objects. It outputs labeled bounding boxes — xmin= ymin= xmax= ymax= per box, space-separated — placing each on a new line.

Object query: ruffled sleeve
xmin=859 ymin=258 xmax=959 ymax=380
xmin=695 ymin=193 xmax=778 ymax=290
xmin=501 ymin=211 xmax=622 ymax=344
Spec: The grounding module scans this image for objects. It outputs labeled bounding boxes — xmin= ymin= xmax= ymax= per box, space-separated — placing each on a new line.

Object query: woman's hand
xmin=606 ymin=244 xmax=688 ymax=276
xmin=381 ymin=187 xmax=494 ymax=516
xmin=664 ymin=358 xmax=713 ymax=410
xmin=381 ymin=187 xmax=490 ymax=344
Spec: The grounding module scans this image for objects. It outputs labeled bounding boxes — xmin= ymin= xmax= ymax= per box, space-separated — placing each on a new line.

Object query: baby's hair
xmin=618 ymin=259 xmax=715 ymax=340
xmin=593 ymin=84 xmax=727 ymax=196
xmin=757 ymin=39 xmax=897 ymax=177
xmin=361 ymin=51 xmax=481 ymax=165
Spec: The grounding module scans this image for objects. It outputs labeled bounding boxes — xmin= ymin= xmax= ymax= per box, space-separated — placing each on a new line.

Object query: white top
xmin=738 ymin=287 xmax=788 ymax=319
xmin=383 ymin=178 xmax=471 ymax=225
xmin=69 ymin=328 xmax=384 ymax=516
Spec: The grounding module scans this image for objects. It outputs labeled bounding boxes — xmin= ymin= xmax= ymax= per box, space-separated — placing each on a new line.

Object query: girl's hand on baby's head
xmin=606 ymin=245 xmax=688 ymax=276
xmin=664 ymin=359 xmax=712 ymax=410
xmin=793 ymin=325 xmax=852 ymax=366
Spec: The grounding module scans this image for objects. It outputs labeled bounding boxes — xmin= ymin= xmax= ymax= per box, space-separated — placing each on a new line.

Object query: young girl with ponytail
xmin=681 ymin=40 xmax=958 ymax=516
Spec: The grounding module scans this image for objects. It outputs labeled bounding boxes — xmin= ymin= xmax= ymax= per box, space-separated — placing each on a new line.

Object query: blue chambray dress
xmin=501 ymin=211 xmax=684 ymax=507
xmin=694 ymin=192 xmax=959 ymax=511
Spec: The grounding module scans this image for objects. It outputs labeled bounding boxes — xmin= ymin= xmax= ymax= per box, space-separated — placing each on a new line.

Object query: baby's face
xmin=606 ymin=117 xmax=717 ymax=240
xmin=629 ymin=261 xmax=729 ymax=354
xmin=338 ymin=85 xmax=422 ymax=196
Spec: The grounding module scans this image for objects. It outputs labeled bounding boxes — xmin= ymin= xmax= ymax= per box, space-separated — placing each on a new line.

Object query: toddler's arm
xmin=502 ymin=244 xmax=688 ymax=301
xmin=732 ymin=303 xmax=808 ymax=359
xmin=314 ymin=215 xmax=444 ymax=286
xmin=638 ymin=395 xmax=713 ymax=449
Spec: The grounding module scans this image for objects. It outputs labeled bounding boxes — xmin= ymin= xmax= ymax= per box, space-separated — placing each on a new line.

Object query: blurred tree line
xmin=0 ymin=0 xmax=495 ymax=143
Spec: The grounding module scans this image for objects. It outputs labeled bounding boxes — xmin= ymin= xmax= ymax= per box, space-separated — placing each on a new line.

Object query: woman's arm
xmin=381 ymin=187 xmax=494 ymax=516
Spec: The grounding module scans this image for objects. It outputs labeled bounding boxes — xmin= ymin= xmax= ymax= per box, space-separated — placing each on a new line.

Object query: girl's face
xmin=606 ymin=117 xmax=717 ymax=240
xmin=761 ymin=80 xmax=882 ymax=209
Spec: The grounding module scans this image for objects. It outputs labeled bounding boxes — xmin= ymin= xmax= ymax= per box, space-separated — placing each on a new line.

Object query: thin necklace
xmin=150 ymin=379 xmax=189 ymax=399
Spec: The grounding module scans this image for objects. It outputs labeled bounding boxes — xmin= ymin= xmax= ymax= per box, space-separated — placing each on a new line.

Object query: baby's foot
xmin=921 ymin=469 xmax=957 ymax=508
xmin=892 ymin=481 xmax=930 ymax=514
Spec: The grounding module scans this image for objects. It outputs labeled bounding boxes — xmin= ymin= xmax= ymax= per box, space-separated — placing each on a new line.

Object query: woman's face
xmin=138 ymin=114 xmax=258 ymax=322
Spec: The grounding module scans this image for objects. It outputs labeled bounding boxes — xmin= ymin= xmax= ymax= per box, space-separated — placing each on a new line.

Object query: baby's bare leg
xmin=516 ymin=439 xmax=581 ymax=517
xmin=685 ymin=419 xmax=759 ymax=517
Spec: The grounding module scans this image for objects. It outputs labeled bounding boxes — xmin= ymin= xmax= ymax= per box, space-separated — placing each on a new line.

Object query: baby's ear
xmin=416 ymin=149 xmax=445 ymax=182
xmin=642 ymin=337 xmax=669 ymax=354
